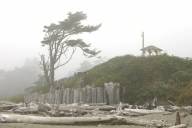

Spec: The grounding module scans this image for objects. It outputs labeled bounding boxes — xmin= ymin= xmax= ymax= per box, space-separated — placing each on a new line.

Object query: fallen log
xmin=0 ymin=114 xmax=171 ymax=127
xmin=115 ymin=110 xmax=146 ymax=117
xmin=0 ymin=114 xmax=116 ymax=125
xmin=168 ymin=100 xmax=176 ymax=106
xmin=58 ymin=105 xmax=116 ymax=112
xmin=0 ymin=101 xmax=20 ymax=111
xmin=124 ymin=108 xmax=169 ymax=115
xmin=181 ymin=106 xmax=192 ymax=114
xmin=48 ymin=109 xmax=89 ymax=117
xmin=13 ymin=106 xmax=38 ymax=114
xmin=168 ymin=124 xmax=187 ymax=128
xmin=164 ymin=106 xmax=180 ymax=112
xmin=116 ymin=116 xmax=171 ymax=127
xmin=0 ymin=105 xmax=18 ymax=111
xmin=37 ymin=103 xmax=51 ymax=112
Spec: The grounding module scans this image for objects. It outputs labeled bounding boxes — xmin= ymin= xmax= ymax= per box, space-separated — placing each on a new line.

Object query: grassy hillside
xmin=28 ymin=55 xmax=192 ymax=105
xmin=60 ymin=55 xmax=192 ymax=105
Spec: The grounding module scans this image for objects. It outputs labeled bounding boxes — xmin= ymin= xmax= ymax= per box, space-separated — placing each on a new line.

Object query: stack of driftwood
xmin=0 ymin=101 xmax=192 ymax=128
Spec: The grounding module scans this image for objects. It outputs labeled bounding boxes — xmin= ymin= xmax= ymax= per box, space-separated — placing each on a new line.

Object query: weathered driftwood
xmin=50 ymin=105 xmax=115 ymax=117
xmin=48 ymin=109 xmax=89 ymax=117
xmin=0 ymin=114 xmax=116 ymax=125
xmin=0 ymin=101 xmax=19 ymax=111
xmin=164 ymin=106 xmax=180 ymax=112
xmin=0 ymin=114 xmax=171 ymax=127
xmin=175 ymin=111 xmax=181 ymax=125
xmin=13 ymin=106 xmax=38 ymax=114
xmin=168 ymin=124 xmax=187 ymax=128
xmin=181 ymin=106 xmax=192 ymax=114
xmin=25 ymin=83 xmax=121 ymax=105
xmin=164 ymin=105 xmax=192 ymax=114
xmin=9 ymin=103 xmax=172 ymax=117
xmin=124 ymin=108 xmax=169 ymax=115
xmin=0 ymin=105 xmax=18 ymax=111
xmin=168 ymin=100 xmax=176 ymax=106
xmin=115 ymin=110 xmax=146 ymax=117
xmin=116 ymin=116 xmax=170 ymax=127
xmin=58 ymin=104 xmax=115 ymax=111
xmin=8 ymin=103 xmax=52 ymax=115
xmin=37 ymin=103 xmax=51 ymax=112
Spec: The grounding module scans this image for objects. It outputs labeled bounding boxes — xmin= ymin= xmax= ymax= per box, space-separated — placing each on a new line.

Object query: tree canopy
xmin=41 ymin=12 xmax=101 ymax=87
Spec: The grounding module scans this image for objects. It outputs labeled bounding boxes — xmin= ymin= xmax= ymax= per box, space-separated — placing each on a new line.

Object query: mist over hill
xmin=0 ymin=58 xmax=40 ymax=97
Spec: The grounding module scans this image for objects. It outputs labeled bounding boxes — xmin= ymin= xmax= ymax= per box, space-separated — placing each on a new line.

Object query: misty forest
xmin=1 ymin=1 xmax=192 ymax=128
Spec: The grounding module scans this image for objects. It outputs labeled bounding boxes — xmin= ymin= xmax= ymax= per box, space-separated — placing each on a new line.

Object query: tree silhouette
xmin=41 ymin=12 xmax=101 ymax=87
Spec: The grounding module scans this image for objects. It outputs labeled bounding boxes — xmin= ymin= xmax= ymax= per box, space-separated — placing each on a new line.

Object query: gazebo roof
xmin=141 ymin=45 xmax=162 ymax=51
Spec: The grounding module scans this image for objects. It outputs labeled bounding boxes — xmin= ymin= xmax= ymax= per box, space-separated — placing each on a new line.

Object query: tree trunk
xmin=41 ymin=55 xmax=50 ymax=87
xmin=49 ymin=44 xmax=55 ymax=88
xmin=49 ymin=58 xmax=55 ymax=87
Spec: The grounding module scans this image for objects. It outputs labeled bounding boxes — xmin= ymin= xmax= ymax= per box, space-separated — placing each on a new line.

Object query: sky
xmin=0 ymin=0 xmax=192 ymax=77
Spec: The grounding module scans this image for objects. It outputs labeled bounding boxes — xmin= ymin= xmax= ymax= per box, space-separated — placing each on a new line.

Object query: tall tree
xmin=41 ymin=12 xmax=101 ymax=87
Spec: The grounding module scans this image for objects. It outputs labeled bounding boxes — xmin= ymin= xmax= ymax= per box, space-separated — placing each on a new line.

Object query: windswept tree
xmin=41 ymin=12 xmax=101 ymax=87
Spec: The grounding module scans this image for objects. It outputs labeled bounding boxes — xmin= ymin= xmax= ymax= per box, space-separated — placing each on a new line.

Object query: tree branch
xmin=54 ymin=48 xmax=76 ymax=70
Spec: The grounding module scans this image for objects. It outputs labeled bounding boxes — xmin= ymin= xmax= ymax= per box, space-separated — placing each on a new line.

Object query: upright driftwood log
xmin=175 ymin=111 xmax=181 ymax=125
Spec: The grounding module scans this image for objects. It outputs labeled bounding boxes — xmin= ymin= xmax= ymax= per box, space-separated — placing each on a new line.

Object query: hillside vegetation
xmin=59 ymin=55 xmax=192 ymax=105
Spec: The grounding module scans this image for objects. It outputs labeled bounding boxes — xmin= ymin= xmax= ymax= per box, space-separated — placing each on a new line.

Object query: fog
xmin=0 ymin=58 xmax=40 ymax=96
xmin=0 ymin=0 xmax=192 ymax=96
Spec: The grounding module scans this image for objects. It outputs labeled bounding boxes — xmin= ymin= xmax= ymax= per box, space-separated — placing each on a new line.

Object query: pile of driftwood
xmin=0 ymin=101 xmax=192 ymax=128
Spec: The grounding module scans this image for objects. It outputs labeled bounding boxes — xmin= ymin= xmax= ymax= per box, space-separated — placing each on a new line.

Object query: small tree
xmin=41 ymin=12 xmax=101 ymax=88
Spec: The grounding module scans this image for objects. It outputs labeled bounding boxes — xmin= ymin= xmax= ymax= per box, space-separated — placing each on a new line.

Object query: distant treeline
xmin=0 ymin=58 xmax=40 ymax=97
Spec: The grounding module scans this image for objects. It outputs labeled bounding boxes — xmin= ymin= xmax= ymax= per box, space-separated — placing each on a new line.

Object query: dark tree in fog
xmin=41 ymin=12 xmax=101 ymax=87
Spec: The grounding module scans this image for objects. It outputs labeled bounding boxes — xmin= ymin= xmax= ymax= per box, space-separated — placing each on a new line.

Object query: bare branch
xmin=54 ymin=48 xmax=76 ymax=70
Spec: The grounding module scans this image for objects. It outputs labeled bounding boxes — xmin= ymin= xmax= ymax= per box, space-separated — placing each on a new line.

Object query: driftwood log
xmin=123 ymin=108 xmax=170 ymax=116
xmin=0 ymin=101 xmax=19 ymax=111
xmin=58 ymin=105 xmax=116 ymax=111
xmin=13 ymin=106 xmax=38 ymax=114
xmin=0 ymin=114 xmax=117 ymax=125
xmin=0 ymin=114 xmax=170 ymax=127
xmin=0 ymin=105 xmax=18 ymax=111
xmin=169 ymin=124 xmax=187 ymax=128
xmin=116 ymin=116 xmax=170 ymax=127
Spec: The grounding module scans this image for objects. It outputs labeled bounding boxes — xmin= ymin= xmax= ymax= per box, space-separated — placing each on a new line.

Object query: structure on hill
xmin=141 ymin=32 xmax=163 ymax=56
xmin=141 ymin=45 xmax=163 ymax=56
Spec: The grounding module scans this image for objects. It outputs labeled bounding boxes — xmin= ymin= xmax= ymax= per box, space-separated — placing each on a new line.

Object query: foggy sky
xmin=0 ymin=0 xmax=192 ymax=75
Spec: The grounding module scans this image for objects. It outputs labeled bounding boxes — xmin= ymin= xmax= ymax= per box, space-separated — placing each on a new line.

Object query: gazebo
xmin=141 ymin=45 xmax=162 ymax=56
